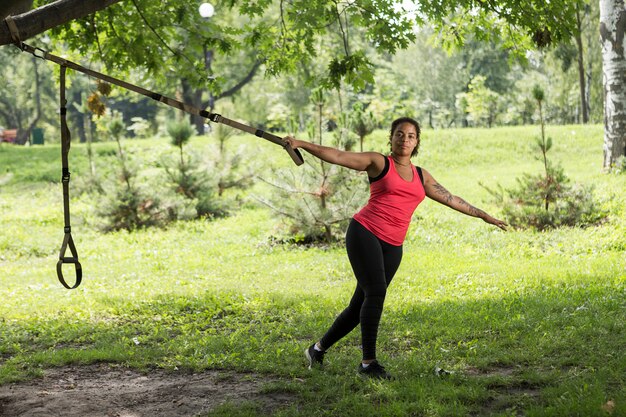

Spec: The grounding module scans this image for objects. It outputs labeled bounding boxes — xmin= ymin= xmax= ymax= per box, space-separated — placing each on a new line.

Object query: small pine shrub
xmin=257 ymin=89 xmax=368 ymax=243
xmin=259 ymin=162 xmax=367 ymax=243
xmin=483 ymin=85 xmax=606 ymax=230
xmin=211 ymin=123 xmax=255 ymax=198
xmin=99 ymin=177 xmax=174 ymax=232
xmin=166 ymin=119 xmax=195 ymax=149
xmin=97 ymin=153 xmax=175 ymax=232
xmin=350 ymin=102 xmax=377 ymax=152
xmin=485 ymin=164 xmax=605 ymax=231
xmin=162 ymin=119 xmax=251 ymax=220
xmin=96 ymin=117 xmax=175 ymax=232
xmin=161 ymin=151 xmax=230 ymax=219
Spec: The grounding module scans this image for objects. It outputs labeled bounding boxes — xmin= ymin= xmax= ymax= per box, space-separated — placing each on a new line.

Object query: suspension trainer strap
xmin=17 ymin=42 xmax=303 ymax=166
xmin=207 ymin=113 xmax=304 ymax=165
xmin=56 ymin=65 xmax=82 ymax=290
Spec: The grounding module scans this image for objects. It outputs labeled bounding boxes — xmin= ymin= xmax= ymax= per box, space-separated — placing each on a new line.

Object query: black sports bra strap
xmin=416 ymin=166 xmax=424 ymax=185
xmin=369 ymin=155 xmax=390 ymax=183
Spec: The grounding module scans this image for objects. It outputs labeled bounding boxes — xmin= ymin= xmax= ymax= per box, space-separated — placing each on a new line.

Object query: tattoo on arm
xmin=433 ymin=182 xmax=453 ymax=204
xmin=432 ymin=181 xmax=486 ymax=218
xmin=457 ymin=197 xmax=487 ymax=218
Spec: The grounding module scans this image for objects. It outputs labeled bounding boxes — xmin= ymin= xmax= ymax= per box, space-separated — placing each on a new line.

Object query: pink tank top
xmin=353 ymin=156 xmax=426 ymax=245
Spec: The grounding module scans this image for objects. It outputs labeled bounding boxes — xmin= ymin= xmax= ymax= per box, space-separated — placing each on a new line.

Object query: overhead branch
xmin=212 ymin=59 xmax=264 ymax=103
xmin=0 ymin=0 xmax=33 ymax=20
xmin=129 ymin=0 xmax=195 ymax=66
xmin=0 ymin=0 xmax=122 ymax=46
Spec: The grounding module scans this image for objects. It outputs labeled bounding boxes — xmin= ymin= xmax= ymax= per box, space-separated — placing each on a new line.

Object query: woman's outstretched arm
xmin=422 ymin=168 xmax=508 ymax=230
xmin=285 ymin=136 xmax=385 ymax=177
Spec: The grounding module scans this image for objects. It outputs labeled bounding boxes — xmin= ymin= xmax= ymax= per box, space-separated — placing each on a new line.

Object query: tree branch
xmin=0 ymin=0 xmax=33 ymax=20
xmin=213 ymin=59 xmax=264 ymax=102
xmin=251 ymin=196 xmax=298 ymax=220
xmin=129 ymin=0 xmax=195 ymax=66
xmin=334 ymin=0 xmax=350 ymax=56
xmin=1 ymin=0 xmax=122 ymax=46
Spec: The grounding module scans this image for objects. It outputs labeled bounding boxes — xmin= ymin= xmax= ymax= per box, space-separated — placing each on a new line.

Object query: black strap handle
xmin=285 ymin=146 xmax=305 ymax=166
xmin=56 ymin=231 xmax=82 ymax=289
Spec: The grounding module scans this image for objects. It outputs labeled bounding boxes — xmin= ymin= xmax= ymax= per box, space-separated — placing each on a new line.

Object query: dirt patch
xmin=0 ymin=364 xmax=296 ymax=417
xmin=465 ymin=366 xmax=543 ymax=416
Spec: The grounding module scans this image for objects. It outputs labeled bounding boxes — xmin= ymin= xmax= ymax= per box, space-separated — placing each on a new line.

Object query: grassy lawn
xmin=0 ymin=124 xmax=624 ymax=416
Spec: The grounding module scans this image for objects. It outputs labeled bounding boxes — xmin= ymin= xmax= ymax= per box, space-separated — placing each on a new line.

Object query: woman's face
xmin=390 ymin=122 xmax=418 ymax=157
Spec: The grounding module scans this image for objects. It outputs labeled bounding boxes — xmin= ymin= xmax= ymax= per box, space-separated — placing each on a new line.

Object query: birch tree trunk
xmin=600 ymin=0 xmax=626 ymax=169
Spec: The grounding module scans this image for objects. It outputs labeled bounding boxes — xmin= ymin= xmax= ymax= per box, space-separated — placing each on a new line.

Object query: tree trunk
xmin=15 ymin=55 xmax=41 ymax=144
xmin=181 ymin=59 xmax=262 ymax=135
xmin=575 ymin=7 xmax=589 ymax=123
xmin=0 ymin=0 xmax=32 ymax=19
xmin=586 ymin=15 xmax=594 ymax=121
xmin=599 ymin=0 xmax=626 ymax=169
xmin=72 ymin=90 xmax=87 ymax=143
xmin=181 ymin=78 xmax=205 ymax=135
xmin=0 ymin=0 xmax=121 ymax=46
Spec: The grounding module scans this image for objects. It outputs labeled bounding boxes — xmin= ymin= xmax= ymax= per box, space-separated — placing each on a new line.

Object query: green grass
xmin=1 ymin=125 xmax=625 ymax=416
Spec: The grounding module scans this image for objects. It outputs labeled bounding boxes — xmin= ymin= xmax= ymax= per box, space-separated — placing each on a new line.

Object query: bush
xmin=96 ymin=118 xmax=176 ymax=231
xmin=210 ymin=123 xmax=255 ymax=198
xmin=98 ymin=178 xmax=174 ymax=232
xmin=485 ymin=164 xmax=606 ymax=230
xmin=483 ymin=85 xmax=606 ymax=230
xmin=350 ymin=102 xmax=377 ymax=152
xmin=162 ymin=119 xmax=252 ymax=220
xmin=166 ymin=119 xmax=195 ymax=149
xmin=258 ymin=162 xmax=367 ymax=243
xmin=97 ymin=154 xmax=175 ymax=232
xmin=161 ymin=149 xmax=230 ymax=219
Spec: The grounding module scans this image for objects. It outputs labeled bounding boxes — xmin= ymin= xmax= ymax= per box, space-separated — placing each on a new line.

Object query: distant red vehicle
xmin=0 ymin=129 xmax=18 ymax=143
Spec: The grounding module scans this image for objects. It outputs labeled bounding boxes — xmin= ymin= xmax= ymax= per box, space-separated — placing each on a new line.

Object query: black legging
xmin=319 ymin=219 xmax=403 ymax=360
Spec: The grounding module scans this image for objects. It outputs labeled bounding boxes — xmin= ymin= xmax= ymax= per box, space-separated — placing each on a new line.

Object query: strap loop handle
xmin=56 ymin=232 xmax=82 ymax=289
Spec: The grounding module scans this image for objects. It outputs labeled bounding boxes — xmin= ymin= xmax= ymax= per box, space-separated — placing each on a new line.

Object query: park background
xmin=1 ymin=0 xmax=625 ymax=416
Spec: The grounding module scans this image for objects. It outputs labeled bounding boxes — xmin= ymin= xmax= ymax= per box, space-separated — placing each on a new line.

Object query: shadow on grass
xmin=0 ymin=279 xmax=624 ymax=416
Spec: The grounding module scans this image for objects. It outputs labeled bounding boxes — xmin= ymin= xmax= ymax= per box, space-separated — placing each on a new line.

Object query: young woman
xmin=285 ymin=117 xmax=507 ymax=379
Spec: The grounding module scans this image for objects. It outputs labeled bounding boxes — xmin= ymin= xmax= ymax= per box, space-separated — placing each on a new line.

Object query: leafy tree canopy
xmin=27 ymin=0 xmax=581 ymax=91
